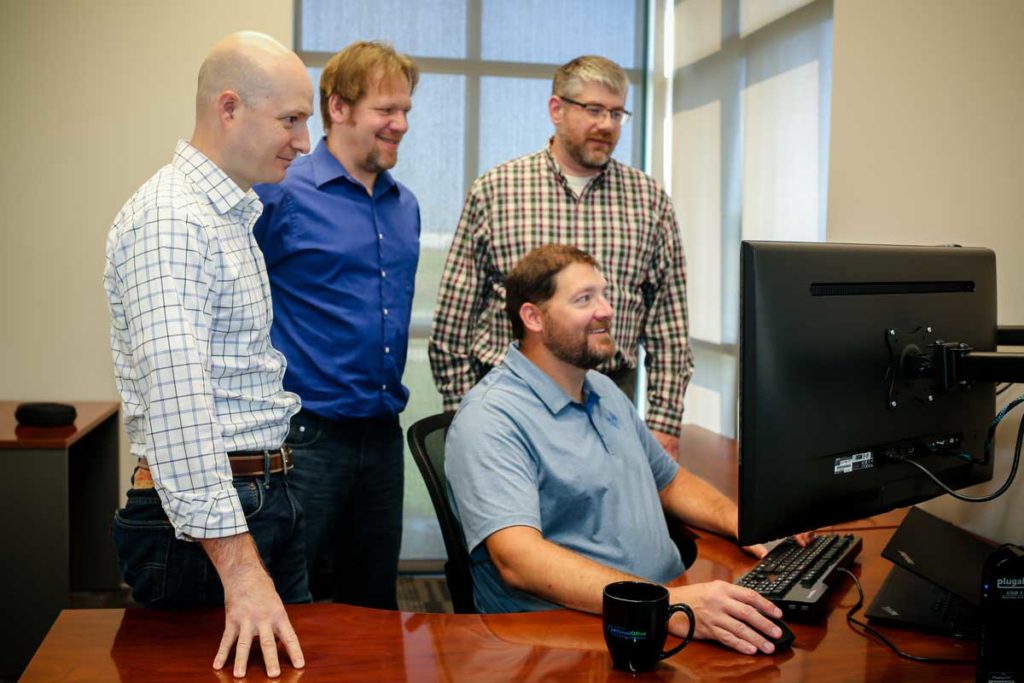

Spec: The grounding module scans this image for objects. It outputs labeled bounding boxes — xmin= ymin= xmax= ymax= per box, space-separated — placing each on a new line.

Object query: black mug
xmin=602 ymin=581 xmax=695 ymax=673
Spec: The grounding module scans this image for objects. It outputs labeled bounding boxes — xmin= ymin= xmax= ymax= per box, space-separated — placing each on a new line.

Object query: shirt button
xmin=383 ymin=308 xmax=389 ymax=316
xmin=382 ymin=384 xmax=388 ymax=391
xmin=378 ymin=233 xmax=383 ymax=240
xmin=381 ymin=270 xmax=387 ymax=278
xmin=384 ymin=346 xmax=390 ymax=354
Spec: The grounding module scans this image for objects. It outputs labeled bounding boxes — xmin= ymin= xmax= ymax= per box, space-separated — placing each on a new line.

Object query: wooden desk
xmin=0 ymin=400 xmax=122 ymax=677
xmin=23 ymin=527 xmax=976 ymax=682
xmin=22 ymin=425 xmax=977 ymax=681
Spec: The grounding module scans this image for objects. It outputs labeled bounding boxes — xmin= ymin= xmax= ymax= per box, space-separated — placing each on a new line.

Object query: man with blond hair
xmin=430 ymin=55 xmax=694 ymax=460
xmin=254 ymin=41 xmax=420 ymax=609
xmin=105 ymin=32 xmax=314 ymax=677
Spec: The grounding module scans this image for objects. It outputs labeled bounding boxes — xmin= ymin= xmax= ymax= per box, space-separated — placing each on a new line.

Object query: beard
xmin=542 ymin=315 xmax=616 ymax=370
xmin=558 ymin=129 xmax=617 ymax=171
xmin=363 ymin=146 xmax=397 ymax=175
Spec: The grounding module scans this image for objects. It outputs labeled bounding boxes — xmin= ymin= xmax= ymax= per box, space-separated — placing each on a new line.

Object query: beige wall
xmin=829 ymin=0 xmax=1024 ymax=542
xmin=0 ymin=0 xmax=292 ymax=492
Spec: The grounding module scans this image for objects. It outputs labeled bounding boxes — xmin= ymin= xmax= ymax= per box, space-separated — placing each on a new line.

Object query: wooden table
xmin=21 ymin=425 xmax=978 ymax=681
xmin=22 ymin=526 xmax=976 ymax=682
xmin=0 ymin=400 xmax=122 ymax=677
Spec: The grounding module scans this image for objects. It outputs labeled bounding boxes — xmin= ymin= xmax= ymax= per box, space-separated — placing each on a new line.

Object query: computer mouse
xmin=757 ymin=613 xmax=794 ymax=653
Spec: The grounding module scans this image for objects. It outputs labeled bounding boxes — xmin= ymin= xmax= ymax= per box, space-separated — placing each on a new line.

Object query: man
xmin=430 ymin=55 xmax=693 ymax=459
xmin=104 ymin=32 xmax=313 ymax=678
xmin=446 ymin=245 xmax=800 ymax=655
xmin=253 ymin=41 xmax=420 ymax=609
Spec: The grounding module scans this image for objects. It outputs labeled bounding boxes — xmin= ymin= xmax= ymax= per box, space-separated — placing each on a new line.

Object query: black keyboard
xmin=736 ymin=533 xmax=863 ymax=622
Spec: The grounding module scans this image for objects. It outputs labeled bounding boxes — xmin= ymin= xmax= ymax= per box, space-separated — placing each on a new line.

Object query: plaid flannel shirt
xmin=428 ymin=145 xmax=694 ymax=436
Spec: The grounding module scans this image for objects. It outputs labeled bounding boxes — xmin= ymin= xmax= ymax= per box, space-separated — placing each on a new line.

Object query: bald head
xmin=196 ymin=31 xmax=302 ymax=114
xmin=190 ymin=31 xmax=313 ymax=191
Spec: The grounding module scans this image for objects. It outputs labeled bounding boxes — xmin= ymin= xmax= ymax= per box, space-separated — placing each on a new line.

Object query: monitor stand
xmin=865 ymin=506 xmax=996 ymax=639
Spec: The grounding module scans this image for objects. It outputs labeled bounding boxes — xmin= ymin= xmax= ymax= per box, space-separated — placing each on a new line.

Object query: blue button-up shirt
xmin=445 ymin=344 xmax=684 ymax=612
xmin=254 ymin=139 xmax=420 ymax=420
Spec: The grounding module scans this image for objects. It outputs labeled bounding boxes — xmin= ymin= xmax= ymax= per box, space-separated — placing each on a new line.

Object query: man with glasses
xmin=253 ymin=41 xmax=420 ymax=610
xmin=430 ymin=55 xmax=693 ymax=459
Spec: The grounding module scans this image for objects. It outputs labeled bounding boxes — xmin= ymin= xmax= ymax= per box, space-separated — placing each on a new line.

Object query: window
xmin=655 ymin=0 xmax=833 ymax=437
xmin=296 ymin=0 xmax=647 ymax=562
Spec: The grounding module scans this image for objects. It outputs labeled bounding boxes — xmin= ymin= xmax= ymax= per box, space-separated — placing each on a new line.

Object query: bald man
xmin=104 ymin=32 xmax=313 ymax=677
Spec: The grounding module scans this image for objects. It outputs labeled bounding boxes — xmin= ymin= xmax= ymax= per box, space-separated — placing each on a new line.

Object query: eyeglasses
xmin=558 ymin=96 xmax=632 ymax=125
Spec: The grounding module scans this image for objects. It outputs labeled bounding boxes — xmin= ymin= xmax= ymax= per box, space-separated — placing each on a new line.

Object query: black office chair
xmin=406 ymin=411 xmax=477 ymax=614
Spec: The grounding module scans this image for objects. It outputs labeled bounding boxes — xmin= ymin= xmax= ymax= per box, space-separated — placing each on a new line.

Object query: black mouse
xmin=757 ymin=613 xmax=794 ymax=653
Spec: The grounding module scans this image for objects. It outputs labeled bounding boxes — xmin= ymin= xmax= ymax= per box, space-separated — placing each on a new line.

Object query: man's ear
xmin=216 ymin=90 xmax=242 ymax=125
xmin=328 ymin=93 xmax=350 ymax=126
xmin=520 ymin=302 xmax=545 ymax=335
xmin=548 ymin=95 xmax=563 ymax=126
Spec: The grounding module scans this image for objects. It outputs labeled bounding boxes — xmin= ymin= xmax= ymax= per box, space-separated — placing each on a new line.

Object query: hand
xmin=667 ymin=581 xmax=785 ymax=655
xmin=741 ymin=543 xmax=770 ymax=559
xmin=201 ymin=534 xmax=304 ymax=678
xmin=791 ymin=531 xmax=816 ymax=547
xmin=213 ymin=565 xmax=305 ymax=677
xmin=651 ymin=429 xmax=680 ymax=461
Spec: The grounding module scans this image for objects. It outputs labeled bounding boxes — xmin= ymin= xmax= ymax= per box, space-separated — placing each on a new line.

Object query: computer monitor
xmin=738 ymin=241 xmax=998 ymax=545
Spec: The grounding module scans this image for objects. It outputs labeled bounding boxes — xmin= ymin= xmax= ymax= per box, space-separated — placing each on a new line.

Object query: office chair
xmin=406 ymin=411 xmax=477 ymax=614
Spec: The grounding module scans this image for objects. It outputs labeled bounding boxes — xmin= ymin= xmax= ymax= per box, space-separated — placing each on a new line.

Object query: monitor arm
xmin=892 ymin=326 xmax=1024 ymax=397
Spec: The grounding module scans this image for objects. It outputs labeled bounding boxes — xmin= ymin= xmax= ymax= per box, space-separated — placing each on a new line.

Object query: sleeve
xmin=642 ymin=189 xmax=695 ymax=437
xmin=444 ymin=402 xmax=542 ymax=555
xmin=109 ymin=207 xmax=246 ymax=540
xmin=428 ymin=181 xmax=493 ymax=411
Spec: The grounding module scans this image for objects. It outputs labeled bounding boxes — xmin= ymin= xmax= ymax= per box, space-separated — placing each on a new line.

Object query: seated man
xmin=445 ymin=244 xmax=796 ymax=655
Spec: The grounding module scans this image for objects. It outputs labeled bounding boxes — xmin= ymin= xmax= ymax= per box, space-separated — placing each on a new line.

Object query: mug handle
xmin=660 ymin=603 xmax=695 ymax=660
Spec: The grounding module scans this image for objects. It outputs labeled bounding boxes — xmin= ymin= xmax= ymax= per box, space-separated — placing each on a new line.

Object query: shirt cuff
xmin=645 ymin=407 xmax=683 ymax=438
xmin=159 ymin=487 xmax=249 ymax=541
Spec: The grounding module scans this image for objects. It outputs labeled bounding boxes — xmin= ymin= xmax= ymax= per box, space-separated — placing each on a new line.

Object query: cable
xmin=891 ymin=393 xmax=1024 ymax=503
xmin=996 ymin=383 xmax=1014 ymax=396
xmin=835 ymin=567 xmax=976 ymax=665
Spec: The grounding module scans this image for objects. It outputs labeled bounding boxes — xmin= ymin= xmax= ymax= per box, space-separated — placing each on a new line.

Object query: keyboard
xmin=736 ymin=533 xmax=863 ymax=622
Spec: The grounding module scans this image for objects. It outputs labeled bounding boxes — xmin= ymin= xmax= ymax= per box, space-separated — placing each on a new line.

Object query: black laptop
xmin=865 ymin=506 xmax=995 ymax=639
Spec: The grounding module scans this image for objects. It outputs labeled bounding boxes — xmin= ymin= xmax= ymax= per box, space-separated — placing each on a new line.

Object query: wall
xmin=0 ymin=0 xmax=292 ymax=494
xmin=828 ymin=0 xmax=1024 ymax=542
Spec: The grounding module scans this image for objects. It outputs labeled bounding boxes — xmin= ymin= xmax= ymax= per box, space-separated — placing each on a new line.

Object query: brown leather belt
xmin=138 ymin=446 xmax=293 ymax=477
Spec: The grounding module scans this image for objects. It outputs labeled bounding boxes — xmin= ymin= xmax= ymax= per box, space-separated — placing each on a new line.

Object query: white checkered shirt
xmin=429 ymin=145 xmax=694 ymax=436
xmin=104 ymin=140 xmax=300 ymax=539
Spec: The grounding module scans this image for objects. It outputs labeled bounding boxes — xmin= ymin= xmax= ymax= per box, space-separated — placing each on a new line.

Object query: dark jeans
xmin=111 ymin=474 xmax=311 ymax=607
xmin=285 ymin=409 xmax=404 ymax=609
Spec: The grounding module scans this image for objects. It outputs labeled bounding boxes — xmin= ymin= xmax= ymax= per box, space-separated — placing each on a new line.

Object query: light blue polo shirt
xmin=445 ymin=343 xmax=684 ymax=613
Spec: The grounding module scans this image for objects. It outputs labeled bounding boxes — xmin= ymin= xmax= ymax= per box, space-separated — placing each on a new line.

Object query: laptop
xmin=865 ymin=506 xmax=995 ymax=639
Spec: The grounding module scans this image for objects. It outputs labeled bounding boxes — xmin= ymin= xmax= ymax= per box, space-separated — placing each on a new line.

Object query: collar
xmin=310 ymin=137 xmax=398 ymax=196
xmin=172 ymin=140 xmax=259 ymax=217
xmin=502 ymin=343 xmax=604 ymax=415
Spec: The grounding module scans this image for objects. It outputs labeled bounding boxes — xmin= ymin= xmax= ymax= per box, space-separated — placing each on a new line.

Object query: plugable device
xmin=978 ymin=544 xmax=1024 ymax=683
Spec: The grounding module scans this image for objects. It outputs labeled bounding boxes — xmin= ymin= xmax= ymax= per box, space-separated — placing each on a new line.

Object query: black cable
xmin=996 ymin=383 xmax=1013 ymax=396
xmin=891 ymin=394 xmax=1024 ymax=503
xmin=835 ymin=567 xmax=976 ymax=665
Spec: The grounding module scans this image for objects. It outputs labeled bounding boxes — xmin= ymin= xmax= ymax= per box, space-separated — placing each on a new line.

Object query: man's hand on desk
xmin=651 ymin=429 xmax=680 ymax=461
xmin=667 ymin=581 xmax=784 ymax=655
xmin=202 ymin=534 xmax=305 ymax=678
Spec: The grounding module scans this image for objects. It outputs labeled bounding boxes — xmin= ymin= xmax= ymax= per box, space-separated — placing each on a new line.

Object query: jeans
xmin=285 ymin=409 xmax=404 ymax=609
xmin=111 ymin=474 xmax=311 ymax=607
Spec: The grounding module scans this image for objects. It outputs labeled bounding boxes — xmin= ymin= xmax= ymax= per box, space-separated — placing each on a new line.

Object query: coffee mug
xmin=603 ymin=581 xmax=695 ymax=672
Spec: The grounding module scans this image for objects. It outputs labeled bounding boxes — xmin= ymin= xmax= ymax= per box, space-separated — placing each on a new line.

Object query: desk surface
xmin=0 ymin=400 xmax=118 ymax=449
xmin=23 ymin=528 xmax=976 ymax=682
xmin=21 ymin=426 xmax=978 ymax=681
